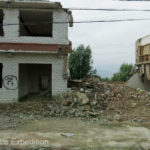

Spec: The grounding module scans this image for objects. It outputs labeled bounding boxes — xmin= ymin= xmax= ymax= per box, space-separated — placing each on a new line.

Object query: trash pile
xmin=1 ymin=78 xmax=150 ymax=125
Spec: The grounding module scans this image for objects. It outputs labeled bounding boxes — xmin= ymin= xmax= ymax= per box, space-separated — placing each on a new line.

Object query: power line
xmin=67 ymin=8 xmax=150 ymax=11
xmin=70 ymin=18 xmax=150 ymax=23
xmin=119 ymin=0 xmax=150 ymax=1
xmin=2 ymin=18 xmax=150 ymax=26
xmin=14 ymin=7 xmax=150 ymax=12
xmin=37 ymin=7 xmax=150 ymax=11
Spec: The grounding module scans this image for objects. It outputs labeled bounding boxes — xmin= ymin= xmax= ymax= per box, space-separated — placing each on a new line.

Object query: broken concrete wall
xmin=138 ymin=35 xmax=150 ymax=46
xmin=126 ymin=73 xmax=150 ymax=91
xmin=0 ymin=53 xmax=18 ymax=103
xmin=0 ymin=53 xmax=67 ymax=103
xmin=19 ymin=64 xmax=29 ymax=98
xmin=0 ymin=8 xmax=69 ymax=45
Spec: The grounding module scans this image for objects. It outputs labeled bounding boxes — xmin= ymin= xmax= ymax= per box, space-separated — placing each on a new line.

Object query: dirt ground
xmin=0 ymin=118 xmax=150 ymax=150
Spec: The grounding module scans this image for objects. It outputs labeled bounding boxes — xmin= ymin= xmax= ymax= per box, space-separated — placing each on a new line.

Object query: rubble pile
xmin=68 ymin=80 xmax=150 ymax=120
xmin=1 ymin=79 xmax=150 ymax=125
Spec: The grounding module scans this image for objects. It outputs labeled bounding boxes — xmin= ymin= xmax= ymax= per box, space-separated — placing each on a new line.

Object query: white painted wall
xmin=0 ymin=7 xmax=70 ymax=103
xmin=19 ymin=64 xmax=29 ymax=97
xmin=0 ymin=52 xmax=67 ymax=103
xmin=0 ymin=8 xmax=69 ymax=45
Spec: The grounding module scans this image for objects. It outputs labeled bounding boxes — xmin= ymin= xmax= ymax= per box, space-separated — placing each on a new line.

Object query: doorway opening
xmin=19 ymin=64 xmax=52 ymax=99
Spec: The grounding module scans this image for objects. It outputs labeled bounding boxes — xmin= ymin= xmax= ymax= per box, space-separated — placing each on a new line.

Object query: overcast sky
xmin=52 ymin=0 xmax=150 ymax=77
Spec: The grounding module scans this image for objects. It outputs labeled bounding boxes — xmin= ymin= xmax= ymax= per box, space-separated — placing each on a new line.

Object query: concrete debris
xmin=61 ymin=133 xmax=74 ymax=138
xmin=75 ymin=92 xmax=89 ymax=105
xmin=138 ymin=146 xmax=146 ymax=150
xmin=1 ymin=79 xmax=150 ymax=129
xmin=114 ymin=114 xmax=121 ymax=121
xmin=131 ymin=103 xmax=137 ymax=108
xmin=80 ymin=88 xmax=84 ymax=92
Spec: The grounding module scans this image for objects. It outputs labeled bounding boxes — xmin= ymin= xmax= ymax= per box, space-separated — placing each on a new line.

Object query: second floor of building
xmin=0 ymin=0 xmax=73 ymax=45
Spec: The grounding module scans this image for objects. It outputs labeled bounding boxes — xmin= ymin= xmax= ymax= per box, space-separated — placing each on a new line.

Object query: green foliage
xmin=101 ymin=77 xmax=111 ymax=82
xmin=89 ymin=68 xmax=97 ymax=76
xmin=111 ymin=63 xmax=133 ymax=82
xmin=69 ymin=44 xmax=96 ymax=79
xmin=111 ymin=73 xmax=121 ymax=81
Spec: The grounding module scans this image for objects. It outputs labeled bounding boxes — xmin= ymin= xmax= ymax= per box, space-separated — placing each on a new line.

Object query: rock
xmin=68 ymin=109 xmax=76 ymax=115
xmin=138 ymin=146 xmax=145 ymax=150
xmin=100 ymin=110 xmax=104 ymax=113
xmin=131 ymin=103 xmax=136 ymax=108
xmin=107 ymin=116 xmax=114 ymax=121
xmin=137 ymin=119 xmax=143 ymax=123
xmin=73 ymin=97 xmax=78 ymax=104
xmin=146 ymin=92 xmax=150 ymax=97
xmin=84 ymin=105 xmax=90 ymax=111
xmin=91 ymin=101 xmax=97 ymax=106
xmin=132 ymin=118 xmax=138 ymax=122
xmin=131 ymin=95 xmax=137 ymax=99
xmin=104 ymin=88 xmax=111 ymax=94
xmin=114 ymin=114 xmax=122 ymax=121
xmin=94 ymin=94 xmax=97 ymax=101
xmin=75 ymin=112 xmax=82 ymax=117
xmin=88 ymin=111 xmax=99 ymax=117
xmin=75 ymin=92 xmax=89 ymax=105
xmin=38 ymin=148 xmax=49 ymax=150
xmin=61 ymin=133 xmax=74 ymax=138
xmin=62 ymin=100 xmax=70 ymax=106
xmin=85 ymin=89 xmax=93 ymax=94
xmin=80 ymin=88 xmax=84 ymax=92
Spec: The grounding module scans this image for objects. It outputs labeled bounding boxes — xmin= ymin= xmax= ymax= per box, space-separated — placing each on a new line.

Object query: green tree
xmin=69 ymin=44 xmax=96 ymax=79
xmin=111 ymin=63 xmax=133 ymax=82
xmin=101 ymin=77 xmax=111 ymax=82
xmin=111 ymin=73 xmax=121 ymax=81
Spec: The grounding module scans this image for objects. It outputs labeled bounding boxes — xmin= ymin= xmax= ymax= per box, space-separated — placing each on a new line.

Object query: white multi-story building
xmin=0 ymin=0 xmax=73 ymax=102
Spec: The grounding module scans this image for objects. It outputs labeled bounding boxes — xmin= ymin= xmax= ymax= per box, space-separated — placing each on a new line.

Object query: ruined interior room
xmin=19 ymin=64 xmax=52 ymax=99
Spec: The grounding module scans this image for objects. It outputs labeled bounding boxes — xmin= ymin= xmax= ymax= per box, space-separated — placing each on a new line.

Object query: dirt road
xmin=0 ymin=118 xmax=150 ymax=150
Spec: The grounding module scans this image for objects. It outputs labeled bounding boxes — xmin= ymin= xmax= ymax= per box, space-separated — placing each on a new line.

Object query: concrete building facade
xmin=0 ymin=0 xmax=73 ymax=102
xmin=127 ymin=34 xmax=150 ymax=91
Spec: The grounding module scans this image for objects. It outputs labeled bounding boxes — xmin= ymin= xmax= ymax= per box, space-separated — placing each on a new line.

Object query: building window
xmin=0 ymin=63 xmax=3 ymax=88
xmin=19 ymin=10 xmax=53 ymax=37
xmin=0 ymin=9 xmax=4 ymax=36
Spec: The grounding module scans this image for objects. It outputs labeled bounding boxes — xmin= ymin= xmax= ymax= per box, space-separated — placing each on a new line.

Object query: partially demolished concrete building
xmin=0 ymin=0 xmax=73 ymax=102
xmin=127 ymin=34 xmax=150 ymax=91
